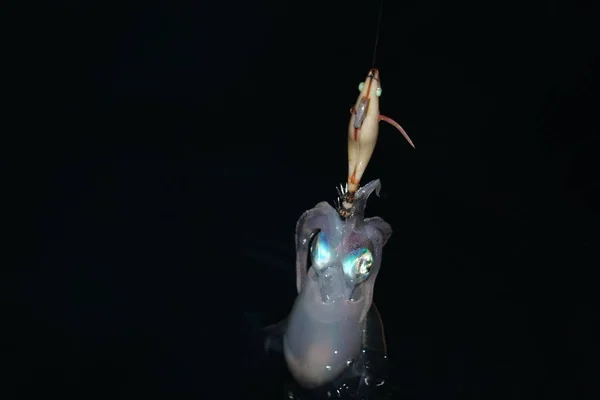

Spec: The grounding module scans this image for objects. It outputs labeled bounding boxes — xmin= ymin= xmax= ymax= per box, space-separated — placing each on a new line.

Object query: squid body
xmin=283 ymin=180 xmax=392 ymax=389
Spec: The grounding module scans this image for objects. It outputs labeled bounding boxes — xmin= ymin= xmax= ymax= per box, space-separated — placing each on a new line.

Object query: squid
xmin=265 ymin=180 xmax=392 ymax=395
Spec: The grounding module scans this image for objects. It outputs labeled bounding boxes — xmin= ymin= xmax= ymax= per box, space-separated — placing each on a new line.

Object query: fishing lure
xmin=347 ymin=68 xmax=415 ymax=196
xmin=342 ymin=0 xmax=416 ymax=215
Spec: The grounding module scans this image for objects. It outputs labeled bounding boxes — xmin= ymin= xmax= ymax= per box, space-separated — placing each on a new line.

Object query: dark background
xmin=9 ymin=0 xmax=599 ymax=398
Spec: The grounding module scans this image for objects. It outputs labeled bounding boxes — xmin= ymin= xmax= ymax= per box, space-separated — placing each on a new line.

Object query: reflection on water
xmin=282 ymin=348 xmax=392 ymax=400
xmin=243 ymin=313 xmax=395 ymax=400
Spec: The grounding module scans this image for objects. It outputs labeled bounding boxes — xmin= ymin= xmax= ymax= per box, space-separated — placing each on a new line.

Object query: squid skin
xmin=283 ymin=180 xmax=392 ymax=389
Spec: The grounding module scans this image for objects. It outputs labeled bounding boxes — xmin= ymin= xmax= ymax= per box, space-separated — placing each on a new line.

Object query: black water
xmin=9 ymin=1 xmax=599 ymax=399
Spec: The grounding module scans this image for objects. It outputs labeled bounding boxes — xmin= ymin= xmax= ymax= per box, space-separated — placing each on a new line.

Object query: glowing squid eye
xmin=310 ymin=232 xmax=332 ymax=270
xmin=343 ymin=248 xmax=374 ymax=283
xmin=358 ymin=82 xmax=364 ymax=91
xmin=376 ymin=87 xmax=382 ymax=97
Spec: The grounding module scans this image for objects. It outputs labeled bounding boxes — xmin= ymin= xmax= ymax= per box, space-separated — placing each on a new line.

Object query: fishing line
xmin=371 ymin=0 xmax=385 ymax=68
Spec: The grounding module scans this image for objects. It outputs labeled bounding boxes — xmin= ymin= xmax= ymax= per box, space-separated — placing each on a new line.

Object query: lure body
xmin=347 ymin=68 xmax=415 ymax=194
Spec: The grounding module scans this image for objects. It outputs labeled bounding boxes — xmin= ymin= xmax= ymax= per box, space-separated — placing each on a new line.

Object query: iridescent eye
xmin=310 ymin=231 xmax=332 ymax=270
xmin=376 ymin=87 xmax=382 ymax=97
xmin=342 ymin=248 xmax=374 ymax=283
xmin=358 ymin=82 xmax=364 ymax=91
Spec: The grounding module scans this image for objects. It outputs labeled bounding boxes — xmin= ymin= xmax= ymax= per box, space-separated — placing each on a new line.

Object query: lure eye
xmin=342 ymin=248 xmax=374 ymax=283
xmin=358 ymin=82 xmax=382 ymax=97
xmin=310 ymin=231 xmax=332 ymax=270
